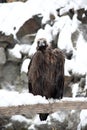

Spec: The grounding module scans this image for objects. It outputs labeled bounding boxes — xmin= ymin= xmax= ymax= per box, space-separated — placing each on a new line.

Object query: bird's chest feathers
xmin=44 ymin=52 xmax=56 ymax=65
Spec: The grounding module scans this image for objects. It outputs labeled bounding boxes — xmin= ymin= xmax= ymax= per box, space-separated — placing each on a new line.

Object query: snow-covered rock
xmin=0 ymin=0 xmax=87 ymax=129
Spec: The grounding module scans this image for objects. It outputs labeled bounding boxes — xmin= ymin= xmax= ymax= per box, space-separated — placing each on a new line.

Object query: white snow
xmin=0 ymin=0 xmax=87 ymax=76
xmin=77 ymin=110 xmax=87 ymax=130
xmin=64 ymin=58 xmax=73 ymax=76
xmin=72 ymin=34 xmax=87 ymax=74
xmin=1 ymin=0 xmax=87 ymax=127
xmin=50 ymin=111 xmax=66 ymax=123
xmin=21 ymin=58 xmax=31 ymax=73
xmin=8 ymin=44 xmax=31 ymax=60
xmin=11 ymin=115 xmax=32 ymax=124
xmin=8 ymin=44 xmax=22 ymax=59
xmin=0 ymin=0 xmax=86 ymax=37
xmin=84 ymin=74 xmax=87 ymax=90
xmin=20 ymin=44 xmax=31 ymax=55
xmin=0 ymin=90 xmax=48 ymax=107
xmin=0 ymin=0 xmax=87 ymax=105
xmin=0 ymin=89 xmax=87 ymax=107
xmin=57 ymin=16 xmax=73 ymax=51
xmin=80 ymin=110 xmax=87 ymax=127
xmin=72 ymin=83 xmax=79 ymax=98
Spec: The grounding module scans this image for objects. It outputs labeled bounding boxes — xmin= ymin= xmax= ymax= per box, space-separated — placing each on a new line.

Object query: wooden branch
xmin=0 ymin=98 xmax=87 ymax=117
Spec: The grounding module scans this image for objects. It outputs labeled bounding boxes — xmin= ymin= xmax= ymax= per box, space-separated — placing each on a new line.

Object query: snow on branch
xmin=0 ymin=98 xmax=87 ymax=117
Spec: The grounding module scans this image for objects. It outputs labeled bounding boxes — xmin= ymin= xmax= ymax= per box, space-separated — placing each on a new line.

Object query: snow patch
xmin=77 ymin=110 xmax=87 ymax=130
xmin=0 ymin=90 xmax=48 ymax=107
xmin=11 ymin=115 xmax=32 ymax=124
xmin=21 ymin=58 xmax=31 ymax=73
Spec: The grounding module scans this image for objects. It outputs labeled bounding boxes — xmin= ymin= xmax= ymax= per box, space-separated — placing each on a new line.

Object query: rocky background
xmin=0 ymin=0 xmax=27 ymax=3
xmin=0 ymin=1 xmax=87 ymax=130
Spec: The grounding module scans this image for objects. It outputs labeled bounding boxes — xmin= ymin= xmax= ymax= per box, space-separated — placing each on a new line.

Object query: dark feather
xmin=28 ymin=39 xmax=65 ymax=121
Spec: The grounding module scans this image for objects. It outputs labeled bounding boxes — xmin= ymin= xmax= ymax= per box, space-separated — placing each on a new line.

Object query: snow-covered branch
xmin=0 ymin=98 xmax=87 ymax=117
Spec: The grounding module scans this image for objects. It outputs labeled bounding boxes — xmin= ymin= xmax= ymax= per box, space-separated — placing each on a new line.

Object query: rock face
xmin=16 ymin=15 xmax=42 ymax=41
xmin=3 ymin=0 xmax=27 ymax=2
xmin=0 ymin=47 xmax=6 ymax=65
xmin=0 ymin=33 xmax=16 ymax=48
xmin=0 ymin=111 xmax=80 ymax=130
xmin=0 ymin=2 xmax=87 ymax=130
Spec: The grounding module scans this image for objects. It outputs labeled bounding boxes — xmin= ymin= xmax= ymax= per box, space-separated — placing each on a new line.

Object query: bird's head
xmin=37 ymin=38 xmax=48 ymax=51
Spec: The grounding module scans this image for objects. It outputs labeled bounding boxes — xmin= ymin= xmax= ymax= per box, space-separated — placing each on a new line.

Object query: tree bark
xmin=0 ymin=98 xmax=87 ymax=117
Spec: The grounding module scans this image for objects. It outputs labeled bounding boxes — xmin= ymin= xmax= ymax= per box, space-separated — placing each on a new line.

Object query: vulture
xmin=28 ymin=38 xmax=65 ymax=121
